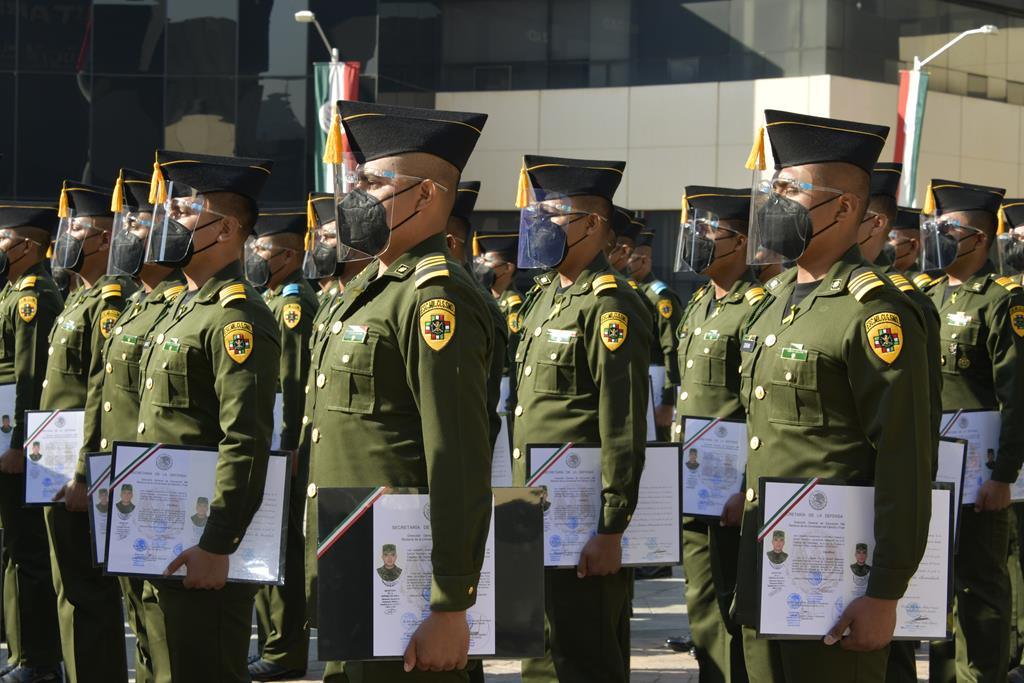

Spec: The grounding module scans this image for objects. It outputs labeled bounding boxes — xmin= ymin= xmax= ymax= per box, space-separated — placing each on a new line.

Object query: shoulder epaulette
xmin=592 ymin=274 xmax=618 ymax=294
xmin=744 ymin=287 xmax=766 ymax=305
xmin=923 ymin=274 xmax=946 ymax=291
xmin=414 ymin=253 xmax=449 ymax=288
xmin=995 ymin=275 xmax=1022 ymax=292
xmin=17 ymin=275 xmax=37 ymax=291
xmin=100 ymin=283 xmax=122 ymax=300
xmin=506 ymin=293 xmax=523 ymax=307
xmin=651 ymin=280 xmax=668 ymax=295
xmin=163 ymin=284 xmax=186 ymax=301
xmin=689 ymin=284 xmax=709 ymax=303
xmin=627 ymin=279 xmax=639 ymax=290
xmin=912 ymin=273 xmax=932 ymax=290
xmin=848 ymin=269 xmax=886 ymax=302
xmin=219 ymin=283 xmax=247 ymax=306
xmin=282 ymin=283 xmax=302 ymax=297
xmin=888 ymin=273 xmax=915 ymax=293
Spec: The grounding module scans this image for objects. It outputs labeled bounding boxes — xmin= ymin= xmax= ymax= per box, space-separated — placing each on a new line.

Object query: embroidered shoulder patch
xmin=865 ymin=312 xmax=903 ymax=364
xmin=507 ymin=312 xmax=522 ymax=334
xmin=17 ymin=296 xmax=37 ymax=323
xmin=283 ymin=302 xmax=302 ymax=330
xmin=657 ymin=298 xmax=673 ymax=319
xmin=599 ymin=311 xmax=628 ymax=351
xmin=223 ymin=321 xmax=254 ymax=364
xmin=99 ymin=309 xmax=120 ymax=338
xmin=419 ymin=298 xmax=456 ymax=351
xmin=1010 ymin=305 xmax=1024 ymax=338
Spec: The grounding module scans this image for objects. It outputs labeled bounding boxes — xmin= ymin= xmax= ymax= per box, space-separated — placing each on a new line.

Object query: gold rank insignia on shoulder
xmin=223 ymin=321 xmax=254 ymax=363
xmin=996 ymin=276 xmax=1023 ymax=292
xmin=865 ymin=312 xmax=903 ymax=364
xmin=419 ymin=298 xmax=456 ymax=351
xmin=912 ymin=273 xmax=933 ymax=289
xmin=1010 ymin=305 xmax=1024 ymax=338
xmin=283 ymin=302 xmax=302 ymax=329
xmin=18 ymin=275 xmax=37 ymax=291
xmin=415 ymin=254 xmax=449 ymax=288
xmin=506 ymin=294 xmax=522 ymax=307
xmin=164 ymin=285 xmax=186 ymax=301
xmin=219 ymin=284 xmax=247 ymax=306
xmin=627 ymin=279 xmax=639 ymax=290
xmin=507 ymin=312 xmax=522 ymax=334
xmin=101 ymin=283 xmax=122 ymax=300
xmin=888 ymin=274 xmax=914 ymax=293
xmin=744 ymin=287 xmax=765 ymax=305
xmin=599 ymin=311 xmax=628 ymax=351
xmin=17 ymin=296 xmax=37 ymax=323
xmin=849 ymin=271 xmax=885 ymax=302
xmin=99 ymin=309 xmax=120 ymax=338
xmin=657 ymin=298 xmax=673 ymax=319
xmin=592 ymin=274 xmax=617 ymax=294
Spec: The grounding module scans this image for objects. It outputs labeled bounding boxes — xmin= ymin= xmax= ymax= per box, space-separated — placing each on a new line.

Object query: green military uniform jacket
xmin=467 ymin=267 xmax=508 ymax=449
xmin=927 ymin=263 xmax=1024 ymax=482
xmin=77 ymin=274 xmax=187 ymax=480
xmin=41 ymin=274 xmax=137 ymax=411
xmin=262 ymin=270 xmax=318 ymax=451
xmin=0 ymin=262 xmax=63 ymax=449
xmin=640 ymin=274 xmax=683 ymax=406
xmin=135 ymin=263 xmax=280 ymax=555
xmin=306 ymin=233 xmax=493 ymax=611
xmin=674 ymin=271 xmax=764 ymax=426
xmin=498 ymin=287 xmax=524 ymax=338
xmin=734 ymin=247 xmax=932 ymax=626
xmin=511 ymin=252 xmax=652 ymax=533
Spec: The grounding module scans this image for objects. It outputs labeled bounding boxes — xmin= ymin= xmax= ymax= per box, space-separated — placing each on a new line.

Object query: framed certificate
xmin=525 ymin=443 xmax=682 ymax=568
xmin=936 ymin=437 xmax=967 ymax=549
xmin=86 ymin=452 xmax=113 ymax=566
xmin=939 ymin=410 xmax=1000 ymax=505
xmin=0 ymin=383 xmax=16 ymax=453
xmin=316 ymin=486 xmax=545 ymax=661
xmin=756 ymin=478 xmax=953 ymax=641
xmin=491 ymin=414 xmax=513 ymax=488
xmin=104 ymin=442 xmax=290 ymax=585
xmin=681 ymin=417 xmax=747 ymax=519
xmin=23 ymin=409 xmax=85 ymax=505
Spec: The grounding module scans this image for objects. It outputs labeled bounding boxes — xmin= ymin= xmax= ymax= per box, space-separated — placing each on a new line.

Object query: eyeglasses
xmin=757 ymin=177 xmax=845 ymax=199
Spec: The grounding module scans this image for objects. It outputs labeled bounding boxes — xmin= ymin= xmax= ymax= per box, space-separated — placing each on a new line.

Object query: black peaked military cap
xmin=928 ymin=179 xmax=1005 ymax=217
xmin=1002 ymin=200 xmax=1024 ymax=230
xmin=764 ymin=109 xmax=889 ymax=175
xmin=60 ymin=182 xmax=114 ymax=218
xmin=309 ymin=192 xmax=335 ymax=227
xmin=870 ymin=163 xmax=902 ymax=199
xmin=153 ymin=150 xmax=273 ymax=210
xmin=254 ymin=207 xmax=307 ymax=237
xmin=635 ymin=221 xmax=657 ymax=248
xmin=892 ymin=206 xmax=922 ymax=231
xmin=338 ymin=100 xmax=487 ymax=173
xmin=472 ymin=228 xmax=518 ymax=261
xmin=0 ymin=200 xmax=60 ymax=235
xmin=451 ymin=181 xmax=481 ymax=223
xmin=684 ymin=186 xmax=752 ymax=223
xmin=611 ymin=206 xmax=643 ymax=241
xmin=120 ymin=168 xmax=156 ymax=212
xmin=520 ymin=155 xmax=625 ymax=204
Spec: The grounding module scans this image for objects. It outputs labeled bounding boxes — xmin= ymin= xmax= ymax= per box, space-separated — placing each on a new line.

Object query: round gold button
xmin=156 ymin=333 xmax=165 ymax=345
xmin=137 ymin=422 xmax=145 ymax=434
xmin=307 ymin=483 xmax=318 ymax=498
xmin=765 ymin=334 xmax=777 ymax=347
xmin=105 ymin=363 xmax=113 ymax=374
xmin=750 ymin=436 xmax=760 ymax=450
xmin=341 ymin=355 xmax=350 ymax=363
xmin=304 ymin=384 xmax=310 ymax=394
xmin=694 ymin=327 xmax=702 ymax=335
xmin=940 ymin=357 xmax=947 ymax=366
xmin=47 ymin=346 xmax=54 ymax=356
xmin=512 ymin=448 xmax=521 ymax=460
xmin=674 ymin=424 xmax=682 ymax=434
xmin=318 ymin=323 xmax=325 ymax=332
xmin=524 ymin=366 xmax=533 ymax=376
xmin=115 ymin=326 xmax=123 ymax=335
xmin=514 ymin=405 xmax=523 ymax=417
xmin=161 ymin=361 xmax=168 ymax=369
xmin=549 ymin=353 xmax=557 ymax=360
xmin=680 ymin=391 xmax=688 ymax=400
xmin=332 ymin=321 xmax=343 ymax=334
xmin=534 ymin=327 xmax=543 ymax=337
xmin=686 ymin=360 xmax=694 ymax=369
xmin=312 ymin=428 xmax=321 ymax=443
xmin=784 ymin=371 xmax=793 ymax=381
xmin=746 ymin=488 xmax=755 ymax=502
xmin=302 ymin=415 xmax=308 ymax=425
xmin=703 ymin=347 xmax=710 ymax=354
xmin=103 ymin=401 xmax=111 ymax=412
xmin=41 ymin=379 xmax=47 ymax=388
xmin=145 ymin=378 xmax=153 ymax=390
xmin=121 ymin=353 xmax=127 ymax=361
xmin=316 ymin=374 xmax=326 ymax=388
xmin=950 ymin=332 xmax=957 ymax=339
xmin=754 ymin=386 xmax=765 ymax=400
xmin=100 ymin=438 xmax=108 ymax=449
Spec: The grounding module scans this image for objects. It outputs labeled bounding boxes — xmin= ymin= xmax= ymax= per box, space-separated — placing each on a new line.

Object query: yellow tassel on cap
xmin=57 ymin=180 xmax=70 ymax=218
xmin=46 ymin=241 xmax=54 ymax=259
xmin=998 ymin=205 xmax=1007 ymax=235
xmin=148 ymin=152 xmax=166 ymax=206
xmin=922 ymin=182 xmax=935 ymax=215
xmin=323 ymin=111 xmax=344 ymax=165
xmin=515 ymin=161 xmax=530 ymax=209
xmin=305 ymin=193 xmax=315 ymax=250
xmin=681 ymin=192 xmax=689 ymax=226
xmin=110 ymin=170 xmax=124 ymax=213
xmin=744 ymin=126 xmax=766 ymax=171
xmin=472 ymin=235 xmax=482 ymax=257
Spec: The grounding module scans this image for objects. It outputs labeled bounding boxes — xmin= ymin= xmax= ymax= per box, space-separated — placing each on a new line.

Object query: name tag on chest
xmin=740 ymin=335 xmax=757 ymax=353
xmin=946 ymin=312 xmax=972 ymax=327
xmin=341 ymin=325 xmax=369 ymax=343
xmin=546 ymin=329 xmax=577 ymax=344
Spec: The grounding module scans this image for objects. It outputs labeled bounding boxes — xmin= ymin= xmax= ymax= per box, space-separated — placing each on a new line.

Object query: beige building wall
xmin=437 ymin=74 xmax=1024 ymax=212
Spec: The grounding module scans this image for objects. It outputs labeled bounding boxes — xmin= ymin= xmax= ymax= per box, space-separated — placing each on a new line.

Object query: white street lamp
xmin=294 ymin=10 xmax=338 ymax=64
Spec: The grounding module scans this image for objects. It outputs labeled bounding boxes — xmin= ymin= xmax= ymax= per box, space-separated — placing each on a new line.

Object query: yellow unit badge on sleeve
xmin=283 ymin=303 xmax=302 ymax=330
xmin=99 ymin=309 xmax=120 ymax=338
xmin=599 ymin=311 xmax=628 ymax=351
xmin=1011 ymin=306 xmax=1024 ymax=338
xmin=657 ymin=298 xmax=673 ymax=319
xmin=419 ymin=299 xmax=456 ymax=351
xmin=507 ymin=312 xmax=522 ymax=334
xmin=223 ymin=321 xmax=254 ymax=364
xmin=864 ymin=312 xmax=902 ymax=364
xmin=17 ymin=296 xmax=37 ymax=323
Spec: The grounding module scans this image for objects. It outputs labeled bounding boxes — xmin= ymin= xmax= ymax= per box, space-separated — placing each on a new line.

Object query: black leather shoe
xmin=248 ymin=659 xmax=305 ymax=682
xmin=0 ymin=666 xmax=63 ymax=683
xmin=1009 ymin=666 xmax=1024 ymax=683
xmin=635 ymin=565 xmax=673 ymax=580
xmin=665 ymin=636 xmax=695 ymax=654
xmin=0 ymin=664 xmax=15 ymax=678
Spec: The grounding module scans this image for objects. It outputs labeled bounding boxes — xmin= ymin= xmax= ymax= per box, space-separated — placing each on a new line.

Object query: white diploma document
xmin=86 ymin=453 xmax=113 ymax=565
xmin=527 ymin=443 xmax=681 ymax=568
xmin=0 ymin=383 xmax=16 ymax=453
xmin=24 ymin=409 xmax=85 ymax=505
xmin=936 ymin=438 xmax=967 ymax=544
xmin=104 ymin=443 xmax=289 ymax=584
xmin=939 ymin=410 xmax=999 ymax=505
xmin=270 ymin=392 xmax=283 ymax=451
xmin=491 ymin=414 xmax=513 ymax=488
xmin=681 ymin=418 xmax=747 ymax=518
xmin=757 ymin=479 xmax=952 ymax=640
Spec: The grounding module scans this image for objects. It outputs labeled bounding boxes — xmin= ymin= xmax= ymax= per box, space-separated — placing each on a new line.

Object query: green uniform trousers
xmin=929 ymin=507 xmax=1010 ymax=683
xmin=1010 ymin=504 xmax=1024 ymax=669
xmin=884 ymin=641 xmax=918 ymax=682
xmin=255 ymin=478 xmax=310 ymax=670
xmin=682 ymin=519 xmax=747 ymax=683
xmin=0 ymin=472 xmax=61 ymax=667
xmin=120 ymin=576 xmax=164 ymax=683
xmin=146 ymin=579 xmax=257 ymax=683
xmin=43 ymin=505 xmax=127 ymax=683
xmin=521 ymin=567 xmax=631 ymax=683
xmin=325 ymin=661 xmax=483 ymax=682
xmin=742 ymin=626 xmax=889 ymax=682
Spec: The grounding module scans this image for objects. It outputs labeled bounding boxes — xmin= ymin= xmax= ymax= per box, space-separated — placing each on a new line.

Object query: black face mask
xmin=0 ymin=241 xmax=27 ymax=279
xmin=151 ymin=217 xmax=221 ymax=267
xmin=755 ymin=193 xmax=840 ymax=261
xmin=336 ymin=185 xmax=420 ymax=258
xmin=472 ymin=261 xmax=496 ymax=289
xmin=245 ymin=249 xmax=277 ymax=288
xmin=110 ymin=230 xmax=146 ymax=277
xmin=53 ymin=232 xmax=88 ymax=273
xmin=303 ymin=241 xmax=337 ymax=279
xmin=1004 ymin=241 xmax=1024 ymax=274
xmin=682 ymin=231 xmax=738 ymax=274
xmin=880 ymin=242 xmax=897 ymax=264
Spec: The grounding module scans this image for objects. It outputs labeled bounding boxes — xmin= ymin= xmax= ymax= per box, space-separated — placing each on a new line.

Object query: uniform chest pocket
xmin=941 ymin=321 xmax=982 ymax=376
xmin=534 ymin=338 xmax=579 ymax=396
xmin=326 ymin=335 xmax=377 ymax=415
xmin=149 ymin=347 xmax=191 ymax=408
xmin=113 ymin=336 xmax=146 ymax=393
xmin=51 ymin=322 xmax=85 ymax=376
xmin=687 ymin=336 xmax=731 ymax=387
xmin=768 ymin=350 xmax=824 ymax=427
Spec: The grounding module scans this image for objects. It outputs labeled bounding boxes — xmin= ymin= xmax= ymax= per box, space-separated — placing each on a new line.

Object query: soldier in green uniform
xmin=243 ymin=208 xmax=317 ymax=682
xmin=998 ymin=200 xmax=1024 ymax=287
xmin=885 ymin=207 xmax=926 ymax=287
xmin=663 ymin=185 xmax=760 ymax=682
xmin=55 ymin=167 xmax=183 ymax=683
xmin=919 ymin=179 xmax=1024 ymax=683
xmin=472 ymin=229 xmax=523 ymax=339
xmin=0 ymin=201 xmax=64 ymax=683
xmin=134 ymin=150 xmax=280 ymax=683
xmin=511 ymin=154 xmax=652 ymax=683
xmin=735 ymin=110 xmax=933 ymax=681
xmin=304 ymin=100 xmax=494 ymax=682
xmin=44 ymin=180 xmax=137 ymax=683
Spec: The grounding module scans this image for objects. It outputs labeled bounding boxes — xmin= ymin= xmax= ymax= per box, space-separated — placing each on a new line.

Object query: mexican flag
xmin=313 ymin=60 xmax=360 ymax=192
xmin=895 ymin=69 xmax=929 ymax=208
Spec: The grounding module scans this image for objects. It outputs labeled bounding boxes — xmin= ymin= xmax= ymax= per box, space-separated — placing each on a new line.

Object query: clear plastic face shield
xmin=108 ymin=207 xmax=154 ymax=277
xmin=997 ymin=227 xmax=1024 ymax=275
xmin=517 ymin=190 xmax=603 ymax=270
xmin=675 ymin=208 xmax=743 ymax=273
xmin=885 ymin=228 xmax=918 ymax=267
xmin=52 ymin=212 xmax=107 ymax=273
xmin=746 ymin=171 xmax=844 ymax=265
xmin=919 ymin=214 xmax=986 ymax=271
xmin=147 ymin=183 xmax=228 ymax=267
xmin=303 ymin=208 xmax=339 ymax=279
xmin=244 ymin=234 xmax=299 ymax=289
xmin=0 ymin=229 xmax=37 ymax=277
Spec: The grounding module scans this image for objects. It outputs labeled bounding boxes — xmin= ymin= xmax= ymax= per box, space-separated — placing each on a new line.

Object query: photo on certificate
xmin=315 ymin=486 xmax=545 ymax=661
xmin=525 ymin=442 xmax=682 ymax=568
xmin=86 ymin=452 xmax=113 ymax=566
xmin=939 ymin=410 xmax=1000 ymax=505
xmin=104 ymin=442 xmax=290 ymax=585
xmin=23 ymin=409 xmax=85 ymax=506
xmin=936 ymin=438 xmax=967 ymax=549
xmin=491 ymin=414 xmax=513 ymax=488
xmin=756 ymin=478 xmax=953 ymax=641
xmin=681 ymin=417 xmax=747 ymax=520
xmin=0 ymin=383 xmax=16 ymax=453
